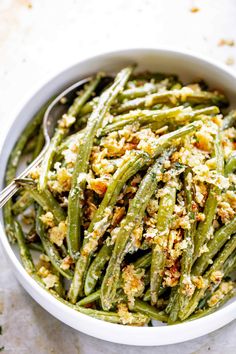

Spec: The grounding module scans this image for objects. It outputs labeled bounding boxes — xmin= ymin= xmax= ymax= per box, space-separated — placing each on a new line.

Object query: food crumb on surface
xmin=218 ymin=39 xmax=235 ymax=47
xmin=190 ymin=7 xmax=200 ymax=13
xmin=225 ymin=57 xmax=235 ymax=66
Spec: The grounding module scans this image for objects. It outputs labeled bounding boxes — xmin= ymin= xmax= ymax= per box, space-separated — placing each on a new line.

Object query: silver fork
xmin=0 ymin=77 xmax=91 ymax=208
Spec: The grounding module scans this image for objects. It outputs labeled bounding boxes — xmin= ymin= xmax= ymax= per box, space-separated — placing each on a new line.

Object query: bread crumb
xmin=49 ymin=221 xmax=67 ymax=247
xmin=40 ymin=212 xmax=55 ymax=228
xmin=190 ymin=7 xmax=200 ymax=13
xmin=218 ymin=39 xmax=235 ymax=47
xmin=225 ymin=57 xmax=235 ymax=66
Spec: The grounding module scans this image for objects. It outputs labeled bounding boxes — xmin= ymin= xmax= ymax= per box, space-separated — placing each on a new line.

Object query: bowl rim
xmin=0 ymin=47 xmax=236 ymax=346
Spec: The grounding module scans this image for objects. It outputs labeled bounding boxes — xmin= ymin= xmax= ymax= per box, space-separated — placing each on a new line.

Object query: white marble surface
xmin=0 ymin=0 xmax=236 ymax=352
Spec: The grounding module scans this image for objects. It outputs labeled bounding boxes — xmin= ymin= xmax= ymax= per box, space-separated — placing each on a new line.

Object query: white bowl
xmin=0 ymin=48 xmax=236 ymax=346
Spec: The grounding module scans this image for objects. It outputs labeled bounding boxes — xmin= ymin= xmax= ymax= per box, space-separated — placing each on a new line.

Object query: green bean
xmin=23 ymin=138 xmax=37 ymax=154
xmin=131 ymin=72 xmax=178 ymax=83
xmin=225 ymin=152 xmax=236 ymax=176
xmin=131 ymin=299 xmax=168 ymax=322
xmin=28 ymin=242 xmax=44 ymax=253
xmin=114 ymin=89 xmax=228 ymax=114
xmin=81 ymin=88 xmax=175 ymax=123
xmin=3 ymin=102 xmax=49 ymax=242
xmin=222 ymin=110 xmax=236 ymax=130
xmin=89 ymin=153 xmax=149 ymax=233
xmin=150 ymin=181 xmax=176 ymax=305
xmin=38 ymin=75 xmax=102 ymax=191
xmin=186 ymin=286 xmax=236 ymax=322
xmin=149 ymin=121 xmax=202 ymax=158
xmin=171 ymin=83 xmax=182 ymax=90
xmin=11 ymin=191 xmax=34 ymax=215
xmin=119 ymin=77 xmax=177 ymax=100
xmin=77 ymin=289 xmax=101 ymax=306
xmin=102 ymin=107 xmax=183 ymax=135
xmin=132 ymin=252 xmax=151 ymax=269
xmin=192 ymin=216 xmax=236 ymax=276
xmin=67 ymin=66 xmax=134 ymax=259
xmin=197 ymin=283 xmax=220 ymax=311
xmin=119 ymin=82 xmax=158 ymax=100
xmin=50 ymin=290 xmax=149 ymax=325
xmin=32 ymin=126 xmax=45 ymax=160
xmin=143 ymin=288 xmax=151 ymax=302
xmin=193 ymin=130 xmax=224 ymax=260
xmin=78 ymin=290 xmax=167 ymax=323
xmin=224 ymin=250 xmax=236 ymax=276
xmin=77 ymin=306 xmax=150 ymax=325
xmin=5 ymin=112 xmax=46 ymax=186
xmin=12 ymin=129 xmax=45 ymax=216
xmin=36 ymin=207 xmax=73 ymax=279
xmin=101 ymin=152 xmax=172 ymax=311
xmin=14 ymin=220 xmax=36 ymax=274
xmin=197 ymin=251 xmax=236 ymax=310
xmin=103 ymin=106 xmax=219 ymax=136
xmin=58 ymin=130 xmax=84 ymax=156
xmin=84 ymin=244 xmax=113 ymax=296
xmin=38 ymin=129 xmax=65 ymax=191
xmin=179 ymin=234 xmax=236 ymax=320
xmin=143 ymin=286 xmax=166 ymax=302
xmin=14 ymin=227 xmax=48 ymax=293
xmin=68 ymin=75 xmax=103 ymax=118
xmin=22 ymin=184 xmax=65 ymax=224
xmin=168 ymin=170 xmax=196 ymax=322
xmin=177 ymin=106 xmax=219 ymax=121
xmin=68 ymin=150 xmax=150 ymax=302
xmin=79 ymin=101 xmax=94 ymax=116
xmin=165 ymin=288 xmax=178 ymax=314
xmin=53 ymin=272 xmax=66 ymax=298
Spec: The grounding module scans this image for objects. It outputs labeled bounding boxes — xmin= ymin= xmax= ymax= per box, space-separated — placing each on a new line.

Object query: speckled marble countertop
xmin=0 ymin=1 xmax=236 ymax=353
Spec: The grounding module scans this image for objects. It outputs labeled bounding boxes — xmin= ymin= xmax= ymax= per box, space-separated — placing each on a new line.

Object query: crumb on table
xmin=218 ymin=39 xmax=235 ymax=47
xmin=190 ymin=7 xmax=200 ymax=13
xmin=225 ymin=57 xmax=235 ymax=66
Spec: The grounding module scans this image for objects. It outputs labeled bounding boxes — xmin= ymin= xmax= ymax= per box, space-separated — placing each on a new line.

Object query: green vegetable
xmin=101 ymin=151 xmax=173 ymax=310
xmin=150 ymin=180 xmax=176 ymax=305
xmin=3 ymin=68 xmax=235 ymax=326
xmin=67 ymin=66 xmax=134 ymax=259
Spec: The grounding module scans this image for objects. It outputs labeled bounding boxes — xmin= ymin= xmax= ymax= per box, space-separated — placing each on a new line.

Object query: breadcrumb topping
xmin=49 ymin=221 xmax=67 ymax=247
xmin=39 ymin=211 xmax=55 ymax=228
xmin=122 ymin=265 xmax=145 ymax=305
xmin=207 ymin=281 xmax=234 ymax=307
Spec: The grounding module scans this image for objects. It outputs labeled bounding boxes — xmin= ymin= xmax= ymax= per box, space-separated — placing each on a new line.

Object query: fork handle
xmin=0 ymin=148 xmax=46 ymax=209
xmin=0 ymin=182 xmax=21 ymax=208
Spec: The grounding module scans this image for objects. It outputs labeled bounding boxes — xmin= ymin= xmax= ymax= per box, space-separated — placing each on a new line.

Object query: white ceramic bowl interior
xmin=0 ymin=48 xmax=236 ymax=346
